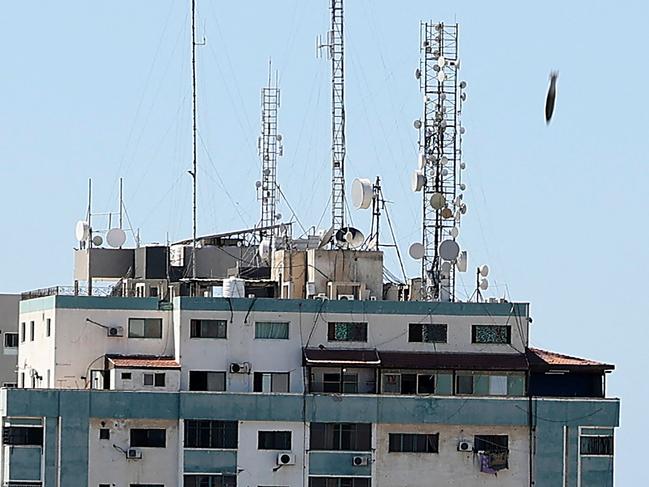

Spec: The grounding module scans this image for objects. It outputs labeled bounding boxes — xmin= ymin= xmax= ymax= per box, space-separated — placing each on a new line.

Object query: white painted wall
xmin=237 ymin=420 xmax=306 ymax=487
xmin=87 ymin=418 xmax=179 ymax=487
xmin=110 ymin=368 xmax=180 ymax=391
xmin=374 ymin=423 xmax=529 ymax=487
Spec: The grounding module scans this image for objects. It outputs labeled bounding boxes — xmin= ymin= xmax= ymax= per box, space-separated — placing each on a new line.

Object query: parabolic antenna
xmin=335 ymin=227 xmax=365 ymax=250
xmin=441 ymin=207 xmax=454 ymax=219
xmin=411 ymin=171 xmax=426 ymax=192
xmin=92 ymin=235 xmax=103 ymax=247
xmin=318 ymin=226 xmax=335 ymax=249
xmin=255 ymin=180 xmax=262 ymax=188
xmin=418 ymin=153 xmax=426 ymax=170
xmin=479 ymin=278 xmax=489 ymax=291
xmin=450 ymin=227 xmax=459 ymax=239
xmin=258 ymin=239 xmax=271 ymax=261
xmin=409 ymin=242 xmax=425 ymax=260
xmin=437 ymin=71 xmax=446 ymax=82
xmin=106 ymin=228 xmax=127 ymax=248
xmin=456 ymin=250 xmax=468 ymax=272
xmin=430 ymin=193 xmax=446 ymax=210
xmin=413 ymin=119 xmax=422 ymax=129
xmin=351 ymin=178 xmax=373 ymax=210
xmin=439 ymin=239 xmax=460 ymax=261
xmin=75 ymin=221 xmax=90 ymax=242
xmin=479 ymin=264 xmax=490 ymax=277
xmin=437 ymin=55 xmax=446 ymax=68
xmin=441 ymin=261 xmax=451 ymax=276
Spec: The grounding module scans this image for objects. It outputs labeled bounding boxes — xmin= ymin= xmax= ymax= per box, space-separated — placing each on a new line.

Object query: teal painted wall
xmin=58 ymin=391 xmax=90 ymax=486
xmin=8 ymin=446 xmax=41 ymax=481
xmin=309 ymin=452 xmax=372 ymax=476
xmin=580 ymin=456 xmax=614 ymax=487
xmin=19 ymin=295 xmax=161 ymax=313
xmin=44 ymin=417 xmax=58 ymax=487
xmin=183 ymin=450 xmax=237 ymax=474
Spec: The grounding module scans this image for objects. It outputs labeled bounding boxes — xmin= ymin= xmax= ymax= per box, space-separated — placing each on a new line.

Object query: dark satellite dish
xmin=545 ymin=71 xmax=558 ymax=123
xmin=334 ymin=227 xmax=365 ymax=250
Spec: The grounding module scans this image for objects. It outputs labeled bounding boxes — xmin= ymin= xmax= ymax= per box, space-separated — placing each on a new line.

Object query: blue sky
xmin=0 ymin=1 xmax=646 ymax=482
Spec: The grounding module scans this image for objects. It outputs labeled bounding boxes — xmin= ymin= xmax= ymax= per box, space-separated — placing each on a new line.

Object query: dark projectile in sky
xmin=545 ymin=71 xmax=558 ymax=124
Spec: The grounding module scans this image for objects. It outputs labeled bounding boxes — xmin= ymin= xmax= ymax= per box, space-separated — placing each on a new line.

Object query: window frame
xmin=4 ymin=332 xmax=18 ymax=348
xmin=129 ymin=428 xmax=166 ymax=448
xmin=388 ymin=433 xmax=439 ymax=453
xmin=20 ymin=322 xmax=25 ymax=343
xmin=580 ymin=435 xmax=614 ymax=456
xmin=309 ymin=423 xmax=372 ymax=451
xmin=471 ymin=324 xmax=511 ymax=344
xmin=184 ymin=420 xmax=238 ymax=449
xmin=408 ymin=323 xmax=447 ymax=343
xmin=257 ymin=430 xmax=292 ymax=450
xmin=253 ymin=372 xmax=290 ymax=393
xmin=327 ymin=322 xmax=368 ymax=342
xmin=29 ymin=321 xmax=35 ymax=341
xmin=474 ymin=434 xmax=509 ymax=453
xmin=189 ymin=370 xmax=226 ymax=392
xmin=128 ymin=318 xmax=163 ymax=339
xmin=254 ymin=321 xmax=290 ymax=340
xmin=2 ymin=426 xmax=43 ymax=446
xmin=46 ymin=318 xmax=51 ymax=337
xmin=190 ymin=319 xmax=227 ymax=339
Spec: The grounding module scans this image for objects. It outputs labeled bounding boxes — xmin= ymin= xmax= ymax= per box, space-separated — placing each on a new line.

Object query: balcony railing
xmin=21 ymin=286 xmax=115 ymax=301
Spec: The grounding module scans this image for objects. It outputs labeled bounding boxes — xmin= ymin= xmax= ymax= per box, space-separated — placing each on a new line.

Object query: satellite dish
xmin=351 ymin=178 xmax=373 ymax=210
xmin=276 ymin=134 xmax=283 ymax=142
xmin=479 ymin=278 xmax=489 ymax=291
xmin=437 ymin=55 xmax=446 ymax=67
xmin=335 ymin=227 xmax=365 ymax=250
xmin=480 ymin=264 xmax=490 ymax=277
xmin=437 ymin=71 xmax=446 ymax=82
xmin=106 ymin=228 xmax=127 ymax=248
xmin=460 ymin=127 xmax=466 ymax=134
xmin=413 ymin=119 xmax=422 ymax=129
xmin=409 ymin=242 xmax=425 ymax=260
xmin=75 ymin=221 xmax=90 ymax=241
xmin=440 ymin=156 xmax=448 ymax=166
xmin=441 ymin=207 xmax=454 ymax=219
xmin=450 ymin=227 xmax=459 ymax=239
xmin=275 ymin=213 xmax=282 ymax=220
xmin=459 ymin=80 xmax=467 ymax=89
xmin=430 ymin=193 xmax=446 ymax=210
xmin=318 ymin=226 xmax=335 ymax=249
xmin=441 ymin=261 xmax=451 ymax=275
xmin=459 ymin=183 xmax=466 ymax=191
xmin=460 ymin=162 xmax=466 ymax=170
xmin=456 ymin=250 xmax=468 ymax=272
xmin=255 ymin=180 xmax=262 ymax=188
xmin=460 ymin=203 xmax=467 ymax=215
xmin=263 ymin=168 xmax=271 ymax=176
xmin=92 ymin=235 xmax=103 ymax=247
xmin=411 ymin=171 xmax=426 ymax=192
xmin=415 ymin=68 xmax=421 ymax=80
xmin=433 ymin=64 xmax=441 ymax=72
xmin=418 ymin=153 xmax=426 ymax=170
xmin=439 ymin=239 xmax=460 ymax=261
xmin=258 ymin=239 xmax=271 ymax=261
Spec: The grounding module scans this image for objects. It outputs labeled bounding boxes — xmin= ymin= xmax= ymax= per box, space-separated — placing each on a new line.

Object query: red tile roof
xmin=526 ymin=348 xmax=613 ymax=371
xmin=108 ymin=356 xmax=180 ymax=369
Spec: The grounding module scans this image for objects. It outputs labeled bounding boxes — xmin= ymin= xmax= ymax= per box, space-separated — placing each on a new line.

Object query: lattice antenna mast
xmin=258 ymin=61 xmax=283 ymax=238
xmin=417 ymin=22 xmax=467 ymax=301
xmin=318 ymin=0 xmax=347 ymax=234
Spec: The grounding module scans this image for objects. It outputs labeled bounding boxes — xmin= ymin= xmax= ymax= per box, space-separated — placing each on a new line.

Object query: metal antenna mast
xmin=258 ymin=60 xmax=282 ymax=238
xmin=319 ymin=0 xmax=347 ymax=234
xmin=190 ymin=0 xmax=198 ymax=280
xmin=416 ymin=22 xmax=467 ymax=301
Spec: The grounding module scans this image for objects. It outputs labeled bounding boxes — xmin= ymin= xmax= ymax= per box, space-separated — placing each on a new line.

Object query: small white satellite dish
xmin=430 ymin=193 xmax=446 ymax=210
xmin=439 ymin=239 xmax=460 ymax=261
xmin=437 ymin=71 xmax=446 ymax=82
xmin=352 ymin=178 xmax=373 ymax=210
xmin=106 ymin=228 xmax=127 ymax=248
xmin=258 ymin=239 xmax=271 ymax=261
xmin=411 ymin=171 xmax=426 ymax=192
xmin=413 ymin=119 xmax=422 ymax=129
xmin=255 ymin=180 xmax=262 ymax=188
xmin=456 ymin=250 xmax=468 ymax=272
xmin=92 ymin=235 xmax=103 ymax=247
xmin=450 ymin=227 xmax=459 ymax=239
xmin=75 ymin=220 xmax=90 ymax=242
xmin=479 ymin=278 xmax=489 ymax=291
xmin=437 ymin=55 xmax=446 ymax=67
xmin=318 ymin=226 xmax=335 ymax=249
xmin=440 ymin=93 xmax=447 ymax=101
xmin=409 ymin=242 xmax=425 ymax=260
xmin=440 ymin=156 xmax=448 ymax=166
xmin=480 ymin=264 xmax=490 ymax=277
xmin=335 ymin=227 xmax=365 ymax=250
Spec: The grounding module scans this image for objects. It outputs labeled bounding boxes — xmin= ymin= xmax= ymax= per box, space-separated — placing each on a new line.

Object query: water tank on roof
xmin=223 ymin=277 xmax=246 ymax=298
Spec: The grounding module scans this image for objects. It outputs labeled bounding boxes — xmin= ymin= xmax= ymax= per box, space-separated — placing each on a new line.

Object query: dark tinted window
xmin=310 ymin=423 xmax=371 ymax=451
xmin=189 ymin=371 xmax=226 ymax=391
xmin=183 ymin=475 xmax=236 ymax=487
xmin=408 ymin=323 xmax=447 ymax=343
xmin=388 ymin=433 xmax=439 ymax=453
xmin=2 ymin=426 xmax=43 ymax=446
xmin=474 ymin=434 xmax=508 ymax=453
xmin=472 ymin=325 xmax=511 ymax=344
xmin=309 ymin=479 xmax=370 ymax=487
xmin=128 ymin=318 xmax=163 ymax=338
xmin=130 ymin=428 xmax=166 ymax=447
xmin=190 ymin=319 xmax=227 ymax=338
xmin=185 ymin=420 xmax=238 ymax=449
xmin=580 ymin=436 xmax=613 ymax=455
xmin=258 ymin=431 xmax=292 ymax=450
xmin=327 ymin=322 xmax=367 ymax=342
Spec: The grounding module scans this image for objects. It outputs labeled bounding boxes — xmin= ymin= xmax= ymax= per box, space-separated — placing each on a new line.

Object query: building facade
xmin=0 ymin=294 xmax=19 ymax=388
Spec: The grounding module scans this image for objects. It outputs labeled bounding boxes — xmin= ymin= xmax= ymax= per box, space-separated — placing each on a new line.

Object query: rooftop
xmin=107 ymin=356 xmax=180 ymax=369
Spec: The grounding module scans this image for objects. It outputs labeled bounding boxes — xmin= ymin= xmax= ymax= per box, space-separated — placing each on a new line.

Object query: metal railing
xmin=20 ymin=286 xmax=114 ymax=301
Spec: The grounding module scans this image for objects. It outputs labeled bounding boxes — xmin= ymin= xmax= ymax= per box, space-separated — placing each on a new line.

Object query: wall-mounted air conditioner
xmin=229 ymin=362 xmax=250 ymax=374
xmin=352 ymin=455 xmax=369 ymax=466
xmin=457 ymin=440 xmax=473 ymax=452
xmin=107 ymin=326 xmax=124 ymax=337
xmin=338 ymin=294 xmax=355 ymax=301
xmin=126 ymin=448 xmax=142 ymax=459
xmin=276 ymin=452 xmax=295 ymax=466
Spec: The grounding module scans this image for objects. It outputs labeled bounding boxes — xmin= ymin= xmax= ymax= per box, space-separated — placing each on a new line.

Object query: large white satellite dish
xmin=351 ymin=178 xmax=373 ymax=210
xmin=411 ymin=171 xmax=426 ymax=192
xmin=75 ymin=221 xmax=90 ymax=241
xmin=479 ymin=278 xmax=489 ymax=291
xmin=335 ymin=227 xmax=365 ymax=250
xmin=258 ymin=239 xmax=271 ymax=261
xmin=106 ymin=228 xmax=127 ymax=248
xmin=439 ymin=239 xmax=460 ymax=261
xmin=479 ymin=264 xmax=490 ymax=277
xmin=430 ymin=193 xmax=446 ymax=210
xmin=409 ymin=242 xmax=425 ymax=260
xmin=456 ymin=250 xmax=468 ymax=272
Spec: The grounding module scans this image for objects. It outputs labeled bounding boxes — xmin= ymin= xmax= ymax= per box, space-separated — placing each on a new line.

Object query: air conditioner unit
xmin=314 ymin=293 xmax=328 ymax=300
xmin=276 ymin=452 xmax=295 ymax=466
xmin=369 ymin=296 xmax=377 ymax=301
xmin=126 ymin=448 xmax=142 ymax=459
xmin=338 ymin=294 xmax=355 ymax=301
xmin=352 ymin=455 xmax=369 ymax=466
xmin=107 ymin=326 xmax=124 ymax=337
xmin=229 ymin=362 xmax=250 ymax=374
xmin=457 ymin=441 xmax=473 ymax=452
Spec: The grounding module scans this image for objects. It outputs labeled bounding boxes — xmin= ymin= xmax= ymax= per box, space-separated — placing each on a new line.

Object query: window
xmin=474 ymin=435 xmax=508 ymax=453
xmin=29 ymin=321 xmax=35 ymax=341
xmin=456 ymin=374 xmax=474 ymax=395
xmin=258 ymin=431 xmax=292 ymax=450
xmin=309 ymin=479 xmax=370 ymax=487
xmin=184 ymin=420 xmax=238 ymax=449
xmin=46 ymin=318 xmax=51 ymax=337
xmin=389 ymin=433 xmax=439 ymax=453
xmin=20 ymin=322 xmax=25 ymax=342
xmin=99 ymin=428 xmax=110 ymax=440
xmin=310 ymin=423 xmax=371 ymax=451
xmin=189 ymin=371 xmax=226 ymax=391
xmin=190 ymin=319 xmax=227 ymax=339
xmin=2 ymin=426 xmax=43 ymax=446
xmin=3 ymin=383 xmax=17 ymax=388
xmin=322 ymin=373 xmax=358 ymax=393
xmin=253 ymin=372 xmax=289 ymax=393
xmin=130 ymin=428 xmax=166 ymax=448
xmin=489 ymin=376 xmax=508 ymax=396
xmin=121 ymin=372 xmax=132 ymax=380
xmin=184 ymin=475 xmax=236 ymax=487
xmin=472 ymin=325 xmax=511 ymax=344
xmin=255 ymin=322 xmax=289 ymax=339
xmin=4 ymin=332 xmax=18 ymax=348
xmin=580 ymin=435 xmax=613 ymax=456
xmin=327 ymin=322 xmax=367 ymax=342
xmin=381 ymin=373 xmax=435 ymax=395
xmin=128 ymin=318 xmax=162 ymax=338
xmin=130 ymin=485 xmax=165 ymax=487
xmin=144 ymin=373 xmax=166 ymax=387
xmin=408 ymin=323 xmax=447 ymax=343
